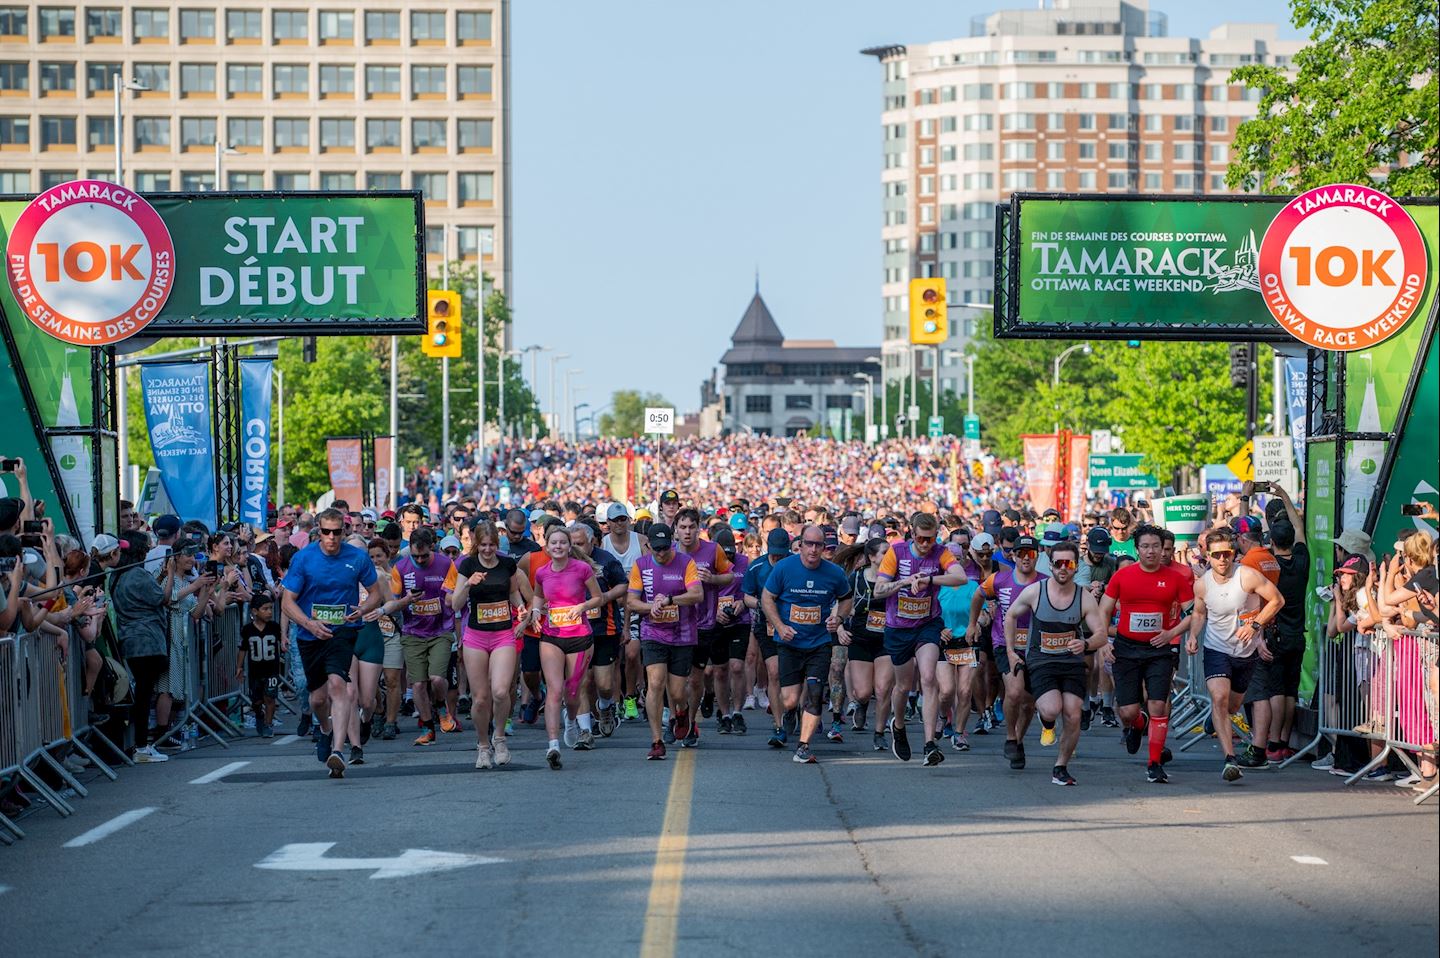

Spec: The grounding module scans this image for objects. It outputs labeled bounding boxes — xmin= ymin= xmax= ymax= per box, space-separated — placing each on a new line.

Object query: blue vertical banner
xmin=139 ymin=361 xmax=216 ymax=528
xmin=1284 ymin=356 xmax=1309 ymax=472
xmin=238 ymin=359 xmax=274 ymax=530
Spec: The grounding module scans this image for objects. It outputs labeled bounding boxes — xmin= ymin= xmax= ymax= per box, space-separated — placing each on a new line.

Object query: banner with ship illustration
xmin=139 ymin=361 xmax=217 ymax=528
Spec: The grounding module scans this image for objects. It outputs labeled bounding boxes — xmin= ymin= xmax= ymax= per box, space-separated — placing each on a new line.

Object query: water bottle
xmin=181 ymin=723 xmax=198 ymax=751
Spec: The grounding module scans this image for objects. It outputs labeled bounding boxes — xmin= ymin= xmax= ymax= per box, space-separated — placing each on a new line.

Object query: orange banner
xmin=374 ymin=436 xmax=393 ymax=510
xmin=326 ymin=438 xmax=364 ymax=508
xmin=1021 ymin=434 xmax=1059 ymax=516
xmin=1066 ymin=433 xmax=1091 ymax=522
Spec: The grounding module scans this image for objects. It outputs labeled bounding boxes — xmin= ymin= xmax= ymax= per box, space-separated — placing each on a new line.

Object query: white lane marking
xmin=272 ymin=735 xmax=300 ymax=746
xmin=255 ymin=842 xmax=505 ymax=879
xmin=1291 ymin=855 xmax=1328 ymax=865
xmin=189 ymin=761 xmax=250 ymax=784
xmin=63 ymin=808 xmax=156 ymax=848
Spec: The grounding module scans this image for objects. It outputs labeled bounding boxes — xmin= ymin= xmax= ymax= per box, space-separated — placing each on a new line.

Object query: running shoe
xmin=520 ymin=701 xmax=539 ymax=725
xmin=295 ymin=713 xmax=313 ymax=737
xmin=414 ymin=728 xmax=436 ymax=746
xmin=941 ymin=720 xmax=956 ymax=741
xmin=731 ymin=713 xmax=747 ymax=735
xmin=574 ymin=729 xmax=595 ymax=750
xmin=457 ymin=695 xmax=472 ymax=713
xmin=1146 ymin=762 xmax=1169 ymax=783
xmin=905 ymin=694 xmax=919 ymax=721
xmin=1080 ymin=708 xmax=1092 ymax=732
xmin=504 ymin=717 xmax=515 ymax=734
xmin=132 ymin=745 xmax=169 ymax=763
xmin=1003 ymin=739 xmax=1019 ymax=760
xmin=1362 ymin=769 xmax=1395 ymax=782
xmin=315 ymin=729 xmax=330 ymax=763
xmin=768 ymin=727 xmax=786 ymax=749
xmin=743 ymin=694 xmax=757 ymax=711
xmin=439 ymin=711 xmax=459 ymax=734
xmin=546 ymin=746 xmax=563 ymax=770
xmin=599 ymin=707 xmax=616 ymax=737
xmin=1051 ymin=765 xmax=1077 ymax=786
xmin=1203 ymin=714 xmax=1215 ymax=736
xmin=261 ymin=724 xmax=274 ymax=739
xmin=1161 ymin=748 xmax=1173 ymax=765
xmin=757 ymin=689 xmax=770 ymax=710
xmin=1123 ymin=724 xmax=1143 ymax=755
xmin=1100 ymin=706 xmax=1119 ymax=728
xmin=349 ymin=746 xmax=365 ymax=766
xmin=873 ymin=729 xmax=887 ymax=751
xmin=851 ymin=702 xmax=868 ymax=731
xmin=1393 ymin=773 xmax=1424 ymax=787
xmin=492 ymin=737 xmax=511 ymax=766
xmin=992 ymin=700 xmax=1004 ymax=724
xmin=1230 ymin=712 xmax=1251 ymax=737
xmin=672 ymin=710 xmax=692 ymax=742
xmin=682 ymin=725 xmax=699 ymax=749
xmin=717 ymin=715 xmax=733 ymax=735
xmin=973 ymin=716 xmax=990 ymax=736
xmin=1265 ymin=748 xmax=1288 ymax=764
xmin=792 ymin=743 xmax=817 ymax=764
xmin=1222 ymin=759 xmax=1243 ymax=783
xmin=951 ymin=734 xmax=970 ymax=752
xmin=782 ymin=709 xmax=798 ymax=738
xmin=381 ymin=722 xmax=397 ymax=741
xmin=827 ymin=721 xmax=844 ymax=743
xmin=1310 ymin=753 xmax=1336 ymax=770
xmin=1009 ymin=742 xmax=1026 ymax=770
xmin=359 ymin=714 xmax=373 ymax=745
xmin=890 ymin=721 xmax=912 ymax=762
xmin=624 ymin=697 xmax=640 ymax=721
xmin=1236 ymin=746 xmax=1268 ymax=768
xmin=663 ymin=724 xmax=677 ymax=746
xmin=922 ymin=741 xmax=944 ymax=767
xmin=1040 ymin=725 xmax=1057 ymax=747
xmin=647 ymin=740 xmax=666 ymax=760
xmin=326 ymin=751 xmax=346 ymax=779
xmin=701 ymin=690 xmax=715 ymax=718
xmin=475 ymin=746 xmax=493 ymax=770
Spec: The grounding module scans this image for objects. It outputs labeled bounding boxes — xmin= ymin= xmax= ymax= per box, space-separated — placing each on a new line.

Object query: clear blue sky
xmin=509 ymin=0 xmax=1304 ymax=420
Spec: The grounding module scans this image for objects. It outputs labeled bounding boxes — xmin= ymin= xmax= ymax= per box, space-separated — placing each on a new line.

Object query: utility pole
xmin=441 ymin=232 xmax=451 ymax=495
xmin=1245 ymin=341 xmax=1258 ymax=452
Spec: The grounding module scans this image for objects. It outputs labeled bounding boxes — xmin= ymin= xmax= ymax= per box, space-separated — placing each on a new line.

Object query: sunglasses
xmin=1051 ymin=558 xmax=1077 ymax=571
xmin=317 ymin=527 xmax=343 ymax=537
xmin=1015 ymin=549 xmax=1038 ymax=559
xmin=914 ymin=535 xmax=936 ymax=544
xmin=1111 ymin=523 xmax=1126 ymax=530
xmin=1208 ymin=550 xmax=1235 ymax=559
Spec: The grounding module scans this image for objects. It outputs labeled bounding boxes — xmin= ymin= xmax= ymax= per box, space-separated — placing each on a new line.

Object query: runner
xmin=675 ymin=507 xmax=734 ymax=748
xmin=711 ymin=527 xmax=752 ymax=734
xmin=937 ymin=544 xmax=983 ymax=753
xmin=570 ymin=523 xmax=628 ymax=739
xmin=658 ymin=489 xmax=682 ymax=528
xmin=602 ymin=503 xmax=649 ymax=722
xmin=873 ymin=512 xmax=968 ymax=765
xmin=279 ymin=508 xmax=382 ymax=779
xmin=834 ymin=537 xmax=892 ymax=750
xmin=530 ymin=525 xmax=606 ymax=769
xmin=1099 ymin=523 xmax=1194 ymax=783
xmin=450 ymin=519 xmax=531 ymax=769
xmin=627 ymin=523 xmax=703 ymax=760
xmin=744 ymin=529 xmax=792 ymax=747
xmin=761 ymin=524 xmax=853 ymax=765
xmin=1003 ymin=540 xmax=1108 ymax=785
xmin=391 ymin=527 xmax=460 ymax=746
xmin=965 ymin=532 xmax=1002 ymax=734
xmin=972 ymin=536 xmax=1045 ymax=769
xmin=1074 ymin=526 xmax=1119 ymax=728
xmin=365 ymin=539 xmax=405 ymax=741
xmin=1248 ymin=484 xmax=1308 ymax=764
xmin=1186 ymin=527 xmax=1285 ymax=781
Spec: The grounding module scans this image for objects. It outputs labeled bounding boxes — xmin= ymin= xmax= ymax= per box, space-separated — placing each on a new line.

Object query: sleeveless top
xmin=1027 ymin=580 xmax=1085 ymax=665
xmin=848 ymin=568 xmax=885 ymax=642
xmin=602 ymin=532 xmax=643 ymax=573
xmin=1201 ymin=569 xmax=1259 ymax=657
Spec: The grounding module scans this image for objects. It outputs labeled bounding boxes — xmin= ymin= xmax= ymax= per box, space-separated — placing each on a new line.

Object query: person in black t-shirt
xmin=1247 ymin=485 xmax=1310 ymax=763
xmin=238 ymin=594 xmax=285 ymax=737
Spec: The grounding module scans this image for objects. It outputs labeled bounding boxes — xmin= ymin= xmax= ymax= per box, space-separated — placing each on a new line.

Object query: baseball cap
xmin=821 ymin=525 xmax=839 ymax=550
xmin=528 ymin=509 xmax=548 ymax=523
xmin=1334 ymin=554 xmax=1369 ymax=579
xmin=1003 ymin=508 xmax=1023 ymax=524
xmin=635 ymin=508 xmax=653 ymax=521
xmin=647 ymin=523 xmax=675 ymax=550
xmin=606 ymin=503 xmax=630 ymax=521
xmin=766 ymin=529 xmax=792 ymax=556
xmin=1014 ymin=535 xmax=1041 ymax=553
xmin=839 ymin=516 xmax=861 ymax=537
xmin=1230 ymin=515 xmax=1263 ymax=539
xmin=1041 ymin=507 xmax=1062 ymax=520
xmin=438 ymin=534 xmax=462 ymax=552
xmin=728 ymin=513 xmax=747 ymax=531
xmin=361 ymin=508 xmax=378 ymax=522
xmin=970 ymin=532 xmax=996 ymax=551
xmin=0 ymin=497 xmax=21 ymax=532
xmin=659 ymin=489 xmax=680 ymax=505
xmin=1041 ymin=523 xmax=1066 ymax=547
xmin=91 ymin=533 xmax=121 ymax=557
xmin=152 ymin=514 xmax=182 ymax=537
xmin=1086 ymin=527 xmax=1113 ymax=551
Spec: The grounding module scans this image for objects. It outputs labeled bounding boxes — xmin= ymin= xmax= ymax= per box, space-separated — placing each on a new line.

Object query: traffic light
xmin=908 ymin=277 xmax=947 ymax=345
xmin=1229 ymin=344 xmax=1249 ymax=388
xmin=302 ymin=336 xmax=316 ymax=363
xmin=423 ymin=289 xmax=463 ymax=359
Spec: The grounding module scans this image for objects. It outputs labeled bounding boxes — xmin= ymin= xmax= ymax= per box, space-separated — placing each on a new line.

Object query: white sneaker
xmin=757 ymin=690 xmax=770 ymax=710
xmin=134 ymin=745 xmax=169 ymax=763
xmin=743 ymin=694 xmax=757 ymax=711
xmin=475 ymin=746 xmax=493 ymax=770
xmin=1310 ymin=754 xmax=1335 ymax=770
xmin=1393 ymin=772 xmax=1423 ymax=787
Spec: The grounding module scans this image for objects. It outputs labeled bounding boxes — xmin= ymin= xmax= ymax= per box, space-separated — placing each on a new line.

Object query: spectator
xmin=1377 ymin=532 xmax=1437 ymax=790
xmin=110 ymin=532 xmax=171 ymax=763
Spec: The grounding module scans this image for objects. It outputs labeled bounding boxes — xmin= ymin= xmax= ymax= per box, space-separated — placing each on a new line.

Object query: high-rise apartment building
xmin=0 ymin=0 xmax=510 ymax=292
xmin=863 ymin=0 xmax=1302 ymax=407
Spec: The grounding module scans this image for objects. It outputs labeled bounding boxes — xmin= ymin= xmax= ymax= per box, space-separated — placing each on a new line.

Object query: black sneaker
xmin=1123 ymin=724 xmax=1143 ymax=755
xmin=359 ymin=713 xmax=373 ymax=746
xmin=326 ymin=751 xmax=346 ymax=779
xmin=717 ymin=715 xmax=733 ymax=735
xmin=1160 ymin=747 xmax=1173 ymax=765
xmin=701 ymin=690 xmax=715 ymax=719
xmin=296 ymin=713 xmax=313 ymax=737
xmin=1101 ymin=706 xmax=1119 ymax=727
xmin=972 ymin=719 xmax=989 ymax=735
xmin=1051 ymin=765 xmax=1077 ymax=786
xmin=852 ymin=702 xmax=868 ymax=731
xmin=349 ymin=746 xmax=364 ymax=766
xmin=1003 ymin=739 xmax=1019 ymax=760
xmin=1146 ymin=762 xmax=1168 ymax=783
xmin=1080 ymin=708 xmax=1092 ymax=732
xmin=922 ymin=741 xmax=944 ymax=767
xmin=890 ymin=721 xmax=912 ymax=762
xmin=1010 ymin=742 xmax=1026 ymax=770
xmin=315 ymin=729 xmax=330 ymax=764
xmin=731 ymin=713 xmax=746 ymax=735
xmin=1222 ymin=759 xmax=1243 ymax=783
xmin=1236 ymin=746 xmax=1268 ymax=768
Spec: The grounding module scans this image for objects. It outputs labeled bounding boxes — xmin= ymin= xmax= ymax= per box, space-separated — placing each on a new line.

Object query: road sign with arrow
xmin=255 ymin=843 xmax=505 ymax=880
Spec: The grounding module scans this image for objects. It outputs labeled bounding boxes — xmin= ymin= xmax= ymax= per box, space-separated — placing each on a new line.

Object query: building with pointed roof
xmin=715 ymin=289 xmax=879 ymax=437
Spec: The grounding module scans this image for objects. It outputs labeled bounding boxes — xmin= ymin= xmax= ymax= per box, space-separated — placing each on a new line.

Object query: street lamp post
xmin=1052 ymin=342 xmax=1092 ymax=433
xmin=112 ymin=74 xmax=147 ymax=185
xmin=564 ymin=370 xmax=582 ymax=441
xmin=213 ymin=141 xmax=240 ymax=189
xmin=852 ymin=371 xmax=874 ymax=444
xmin=548 ymin=352 xmax=570 ymax=438
xmin=573 ymin=401 xmax=590 ymax=441
xmin=519 ymin=345 xmax=546 ymax=440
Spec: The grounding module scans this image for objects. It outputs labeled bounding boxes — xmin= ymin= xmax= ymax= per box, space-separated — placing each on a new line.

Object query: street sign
xmin=256 ymin=843 xmax=504 ymax=879
xmin=1253 ymin=436 xmax=1292 ymax=485
xmin=908 ymin=404 xmax=920 ymax=422
xmin=643 ymin=407 xmax=674 ymax=435
xmin=928 ymin=415 xmax=944 ymax=439
xmin=1087 ymin=454 xmax=1157 ymax=489
xmin=1203 ymin=463 xmax=1245 ymax=498
xmin=1091 ymin=428 xmax=1112 ymax=454
xmin=963 ymin=414 xmax=980 ymax=441
xmin=1227 ymin=440 xmax=1255 ymax=482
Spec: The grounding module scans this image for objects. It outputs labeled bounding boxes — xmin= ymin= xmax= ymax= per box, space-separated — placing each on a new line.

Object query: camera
xmin=0 ymin=458 xmax=17 ymax=472
xmin=1400 ymin=503 xmax=1427 ymax=517
xmin=1314 ymin=585 xmax=1334 ymax=601
xmin=204 ymin=559 xmax=222 ymax=577
xmin=0 ymin=556 xmax=15 ymax=574
xmin=22 ymin=520 xmax=44 ymax=534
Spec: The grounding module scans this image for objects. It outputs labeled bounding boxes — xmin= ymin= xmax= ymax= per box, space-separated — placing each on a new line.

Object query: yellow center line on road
xmin=639 ymin=747 xmax=696 ymax=958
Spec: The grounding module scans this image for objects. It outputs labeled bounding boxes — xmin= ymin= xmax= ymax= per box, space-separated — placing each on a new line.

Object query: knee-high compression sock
xmin=1148 ymin=714 xmax=1169 ymax=765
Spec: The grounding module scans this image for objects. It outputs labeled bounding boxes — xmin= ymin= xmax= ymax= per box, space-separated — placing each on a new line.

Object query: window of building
xmin=1175 ymin=83 xmax=1199 ymax=100
xmin=179 ymin=116 xmax=214 ymax=147
xmin=745 ymin=395 xmax=771 ymax=414
xmin=1043 ymin=141 xmax=1064 ymax=160
xmin=274 ymin=172 xmax=309 ymax=190
xmin=1173 ymin=141 xmax=1195 ymax=162
xmin=412 ymin=65 xmax=445 ymax=97
xmin=411 ymin=10 xmax=444 ymax=41
xmin=365 ymin=65 xmax=400 ymax=97
xmin=39 ymin=6 xmax=75 ymax=39
xmin=179 ymin=62 xmax=215 ymax=95
xmin=40 ymin=115 xmax=77 ymax=148
xmin=319 ymin=64 xmax=353 ymax=96
xmin=963 ymin=83 xmax=993 ymax=99
xmin=319 ymin=11 xmax=352 ymax=41
xmin=1210 ymin=115 xmax=1228 ymax=133
xmin=1173 ymin=172 xmax=1196 ymax=191
xmin=457 ymin=65 xmax=492 ymax=97
xmin=1002 ymin=113 xmax=1035 ymax=131
xmin=86 ymin=7 xmax=120 ymax=39
xmin=274 ymin=117 xmax=308 ymax=149
xmin=180 ymin=171 xmax=215 ymax=190
xmin=39 ymin=170 xmax=76 ymax=189
xmin=962 ymin=260 xmax=992 ymax=278
xmin=1209 ymin=173 xmax=1226 ymax=191
xmin=1002 ymin=170 xmax=1034 ymax=190
xmin=1143 ymin=114 xmax=1162 ymax=132
xmin=412 ymin=118 xmax=446 ymax=149
xmin=40 ymin=61 xmax=76 ymax=93
xmin=0 ymin=170 xmax=29 ymax=190
xmin=179 ymin=8 xmax=213 ymax=41
xmin=962 ymin=202 xmax=989 ymax=219
xmin=1077 ymin=113 xmax=1097 ymax=130
xmin=1107 ymin=141 xmax=1130 ymax=160
xmin=964 ymin=230 xmax=992 ymax=248
xmin=227 ymin=171 xmax=262 ymax=190
xmin=0 ymin=115 xmax=28 ymax=145
xmin=133 ymin=116 xmax=168 ymax=148
xmin=940 ymin=145 xmax=956 ymax=162
xmin=963 ymin=172 xmax=993 ymax=190
xmin=423 ymin=225 xmax=443 ymax=255
xmin=131 ymin=62 xmax=167 ymax=92
xmin=1077 ymin=142 xmax=1097 ymax=159
xmin=227 ymin=116 xmax=262 ymax=148
xmin=366 ymin=117 xmax=400 ymax=150
xmin=367 ymin=172 xmax=400 ymax=190
xmin=0 ymin=6 xmax=27 ymax=37
xmin=1209 ymin=143 xmax=1226 ymax=164
xmin=226 ymin=9 xmax=260 ymax=41
xmin=785 ymin=395 xmax=813 ymax=411
xmin=1002 ymin=140 xmax=1034 ymax=160
xmin=273 ymin=10 xmax=307 ymax=41
xmin=132 ymin=8 xmax=167 ymax=40
xmin=86 ymin=62 xmax=117 ymax=92
xmin=86 ymin=115 xmax=112 ymax=146
xmin=273 ymin=63 xmax=308 ymax=95
xmin=414 ymin=172 xmax=447 ymax=203
xmin=1173 ymin=115 xmax=1196 ymax=132
xmin=319 ymin=117 xmax=353 ymax=150
xmin=227 ymin=63 xmax=262 ymax=95
xmin=1143 ymin=172 xmax=1162 ymax=190
xmin=1108 ymin=112 xmax=1133 ymax=131
xmin=457 ymin=118 xmax=493 ymax=150
xmin=0 ymin=61 xmax=28 ymax=95
xmin=364 ymin=10 xmax=399 ymax=43
xmin=320 ymin=171 xmax=355 ymax=190
xmin=1046 ymin=170 xmax=1065 ymax=189
xmin=1143 ymin=142 xmax=1160 ymax=161
xmin=457 ymin=10 xmax=491 ymax=42
xmin=1107 ymin=171 xmax=1133 ymax=189
xmin=1007 ymin=49 xmax=1056 ymax=63
xmin=133 ymin=171 xmax=169 ymax=190
xmin=1077 ymin=171 xmax=1097 ymax=189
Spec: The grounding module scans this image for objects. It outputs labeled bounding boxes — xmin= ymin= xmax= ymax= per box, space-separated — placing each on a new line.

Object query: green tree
xmin=1226 ymin=0 xmax=1438 ymax=195
xmin=599 ymin=390 xmax=672 ymax=437
xmin=276 ymin=336 xmax=386 ymax=505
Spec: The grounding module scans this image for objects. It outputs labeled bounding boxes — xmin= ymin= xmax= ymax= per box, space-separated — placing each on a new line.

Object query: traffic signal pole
xmin=1245 ymin=341 xmax=1258 ymax=457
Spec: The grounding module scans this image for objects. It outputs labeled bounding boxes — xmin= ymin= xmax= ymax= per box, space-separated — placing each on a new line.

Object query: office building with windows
xmin=862 ymin=0 xmax=1302 ymax=395
xmin=0 ymin=0 xmax=510 ymax=292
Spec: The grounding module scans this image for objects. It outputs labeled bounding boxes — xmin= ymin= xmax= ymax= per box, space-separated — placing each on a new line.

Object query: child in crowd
xmin=238 ymin=594 xmax=285 ymax=737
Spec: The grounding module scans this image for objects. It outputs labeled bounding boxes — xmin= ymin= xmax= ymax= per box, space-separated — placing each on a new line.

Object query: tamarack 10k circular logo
xmin=1258 ymin=183 xmax=1428 ymax=352
xmin=5 ymin=179 xmax=175 ymax=347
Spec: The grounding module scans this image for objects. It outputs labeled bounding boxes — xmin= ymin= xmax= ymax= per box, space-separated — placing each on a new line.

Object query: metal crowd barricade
xmin=152 ymin=615 xmax=233 ymax=750
xmin=1173 ymin=645 xmax=1213 ymax=751
xmin=1387 ymin=626 xmax=1438 ymax=806
xmin=203 ymin=605 xmax=250 ymax=735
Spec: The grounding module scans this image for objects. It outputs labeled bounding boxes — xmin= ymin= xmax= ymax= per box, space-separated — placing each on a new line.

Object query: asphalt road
xmin=3 ymin=710 xmax=1436 ymax=957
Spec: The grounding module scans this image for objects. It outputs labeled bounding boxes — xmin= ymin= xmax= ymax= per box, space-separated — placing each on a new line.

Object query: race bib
xmin=866 ymin=609 xmax=886 ymax=632
xmin=945 ymin=647 xmax=976 ymax=667
xmin=1040 ymin=630 xmax=1074 ymax=653
xmin=1128 ymin=611 xmax=1162 ymax=635
xmin=719 ymin=597 xmax=740 ymax=616
xmin=412 ymin=596 xmax=442 ymax=617
xmin=1012 ymin=634 xmax=1029 ymax=651
xmin=586 ymin=606 xmax=602 ymax=620
xmin=474 ymin=601 xmax=510 ymax=625
xmin=650 ymin=604 xmax=679 ymax=623
xmin=896 ymin=594 xmax=931 ymax=620
xmin=548 ymin=605 xmax=584 ymax=628
xmin=378 ymin=616 xmax=397 ymax=638
xmin=789 ymin=605 xmax=822 ymax=626
xmin=312 ymin=604 xmax=347 ymax=625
